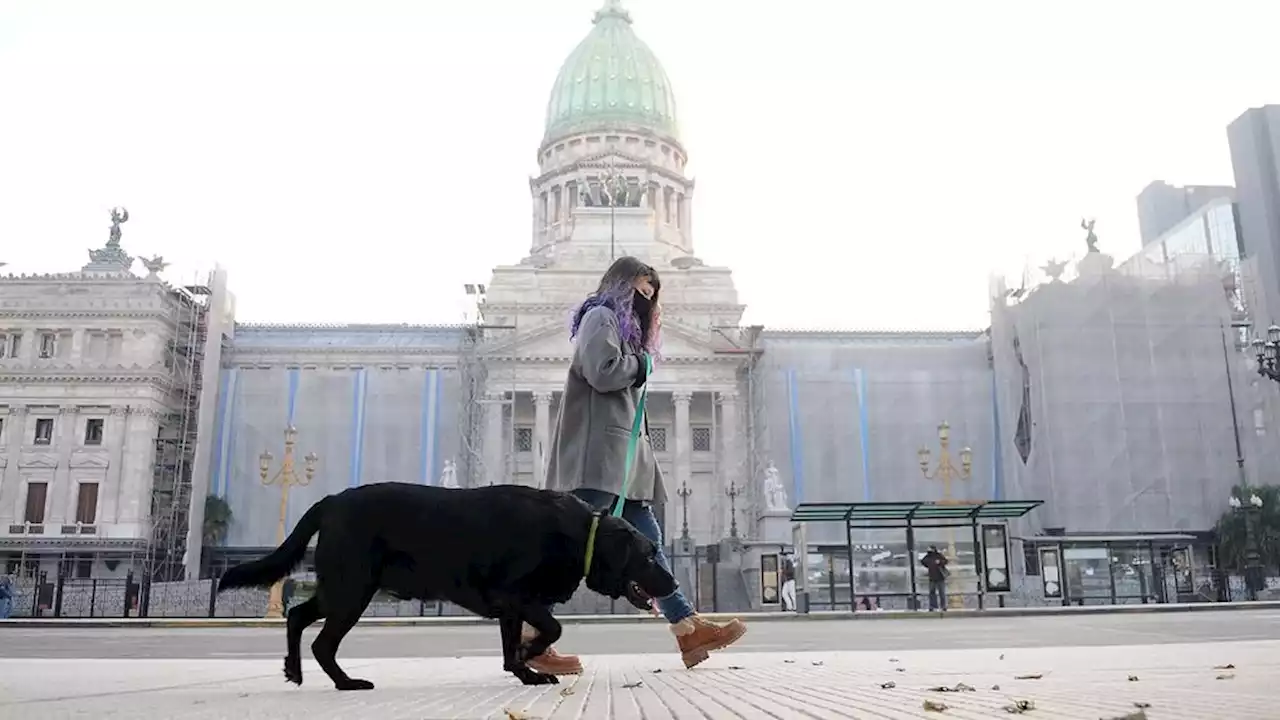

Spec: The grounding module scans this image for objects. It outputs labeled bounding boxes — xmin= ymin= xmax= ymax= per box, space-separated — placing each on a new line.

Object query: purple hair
xmin=570 ymin=257 xmax=662 ymax=354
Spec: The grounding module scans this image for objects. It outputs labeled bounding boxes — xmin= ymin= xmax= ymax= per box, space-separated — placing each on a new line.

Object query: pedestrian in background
xmin=0 ymin=574 xmax=15 ymax=619
xmin=921 ymin=545 xmax=950 ymax=611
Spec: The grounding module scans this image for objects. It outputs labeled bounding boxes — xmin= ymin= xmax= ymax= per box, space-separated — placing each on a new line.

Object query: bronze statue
xmin=1081 ymin=218 xmax=1099 ymax=254
xmin=109 ymin=207 xmax=130 ymax=246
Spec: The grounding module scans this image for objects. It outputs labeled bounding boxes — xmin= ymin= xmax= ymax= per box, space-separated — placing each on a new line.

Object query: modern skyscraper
xmin=1135 ymin=180 xmax=1234 ymax=245
xmin=1228 ymin=105 xmax=1280 ymax=322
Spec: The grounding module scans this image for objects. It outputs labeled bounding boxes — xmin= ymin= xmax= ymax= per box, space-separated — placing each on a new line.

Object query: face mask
xmin=633 ymin=291 xmax=652 ymax=319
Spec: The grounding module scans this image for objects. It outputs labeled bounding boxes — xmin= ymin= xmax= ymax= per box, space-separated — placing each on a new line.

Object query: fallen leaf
xmin=923 ymin=699 xmax=949 ymax=712
xmin=622 ymin=681 xmax=643 ymax=689
xmin=999 ymin=653 xmax=1005 ymax=660
xmin=559 ymin=687 xmax=575 ymax=697
xmin=895 ymin=667 xmax=907 ymax=673
xmin=1215 ymin=674 xmax=1235 ymax=681
xmin=990 ymin=684 xmax=1001 ymax=691
xmin=1213 ymin=663 xmax=1235 ymax=670
xmin=503 ymin=711 xmax=531 ymax=720
xmin=1014 ymin=674 xmax=1043 ymax=680
xmin=784 ymin=659 xmax=796 ymax=664
xmin=889 ymin=657 xmax=900 ymax=663
xmin=811 ymin=660 xmax=825 ymax=666
xmin=650 ymin=669 xmax=662 ymax=674
xmin=1002 ymin=699 xmax=1035 ymax=714
xmin=1128 ymin=675 xmax=1139 ymax=682
xmin=728 ymin=665 xmax=746 ymax=671
xmin=880 ymin=681 xmax=896 ymax=689
xmin=1133 ymin=702 xmax=1152 ymax=709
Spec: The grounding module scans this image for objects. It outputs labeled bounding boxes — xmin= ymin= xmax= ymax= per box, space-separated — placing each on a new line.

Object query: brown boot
xmin=522 ymin=624 xmax=583 ymax=676
xmin=671 ymin=615 xmax=747 ymax=669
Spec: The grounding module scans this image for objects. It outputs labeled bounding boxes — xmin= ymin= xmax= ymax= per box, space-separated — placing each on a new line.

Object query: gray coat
xmin=545 ymin=305 xmax=666 ymax=504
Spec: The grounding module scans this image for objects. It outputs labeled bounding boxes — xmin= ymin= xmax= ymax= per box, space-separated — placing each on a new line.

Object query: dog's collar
xmin=583 ymin=512 xmax=602 ymax=577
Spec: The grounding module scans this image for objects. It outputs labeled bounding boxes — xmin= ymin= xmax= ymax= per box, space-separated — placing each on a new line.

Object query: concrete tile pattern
xmin=0 ymin=642 xmax=1275 ymax=719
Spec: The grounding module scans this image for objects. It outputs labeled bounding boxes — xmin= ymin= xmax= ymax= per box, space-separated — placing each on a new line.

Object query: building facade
xmin=0 ymin=2 xmax=1262 ymax=611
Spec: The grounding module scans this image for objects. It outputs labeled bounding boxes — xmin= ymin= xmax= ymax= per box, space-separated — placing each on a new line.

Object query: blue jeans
xmin=571 ymin=488 xmax=696 ymax=624
xmin=0 ymin=597 xmax=12 ymax=620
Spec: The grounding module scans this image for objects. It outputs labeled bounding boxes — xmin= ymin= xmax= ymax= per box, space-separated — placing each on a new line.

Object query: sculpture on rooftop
xmin=109 ymin=207 xmax=129 ymax=247
xmin=140 ymin=255 xmax=169 ymax=277
xmin=439 ymin=459 xmax=459 ymax=489
xmin=1081 ymin=218 xmax=1099 ymax=254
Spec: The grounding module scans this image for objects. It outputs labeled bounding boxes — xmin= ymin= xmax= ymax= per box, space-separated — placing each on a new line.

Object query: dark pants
xmin=927 ymin=577 xmax=947 ymax=611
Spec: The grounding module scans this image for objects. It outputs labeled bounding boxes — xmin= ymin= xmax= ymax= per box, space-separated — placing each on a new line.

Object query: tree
xmin=1214 ymin=484 xmax=1280 ymax=574
xmin=203 ymin=495 xmax=233 ymax=547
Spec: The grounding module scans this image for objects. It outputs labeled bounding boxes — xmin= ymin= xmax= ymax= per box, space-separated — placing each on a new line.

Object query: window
xmin=515 ymin=426 xmax=533 ymax=453
xmin=38 ymin=332 xmax=56 ymax=359
xmin=692 ymin=426 xmax=712 ymax=452
xmin=84 ymin=418 xmax=105 ymax=445
xmin=75 ymin=556 xmax=93 ymax=579
xmin=649 ymin=427 xmax=668 ymax=452
xmin=76 ymin=483 xmax=99 ymax=525
xmin=0 ymin=331 xmax=20 ymax=359
xmin=34 ymin=418 xmax=53 ymax=445
xmin=0 ymin=417 xmax=4 ymax=443
xmin=24 ymin=482 xmax=48 ymax=525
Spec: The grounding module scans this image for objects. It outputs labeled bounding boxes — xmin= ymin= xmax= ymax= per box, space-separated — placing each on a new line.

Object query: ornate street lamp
xmin=677 ymin=482 xmax=692 ymax=540
xmin=917 ymin=421 xmax=973 ymax=609
xmin=1250 ymin=325 xmax=1280 ymax=382
xmin=259 ymin=426 xmax=318 ymax=619
xmin=1228 ymin=492 xmax=1265 ymax=601
xmin=726 ymin=483 xmax=742 ymax=540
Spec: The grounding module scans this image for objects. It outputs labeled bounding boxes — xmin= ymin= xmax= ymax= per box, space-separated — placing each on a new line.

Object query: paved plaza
xmin=2 ymin=611 xmax=1278 ymax=718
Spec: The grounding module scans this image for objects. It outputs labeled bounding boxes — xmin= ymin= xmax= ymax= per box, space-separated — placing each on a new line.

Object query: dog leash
xmin=584 ymin=352 xmax=653 ymax=577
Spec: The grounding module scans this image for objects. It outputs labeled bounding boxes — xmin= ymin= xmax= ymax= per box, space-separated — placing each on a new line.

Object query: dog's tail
xmin=217 ymin=496 xmax=330 ymax=593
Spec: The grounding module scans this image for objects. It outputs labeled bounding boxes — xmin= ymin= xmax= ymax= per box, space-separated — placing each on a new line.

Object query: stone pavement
xmin=1 ymin=641 xmax=1275 ymax=719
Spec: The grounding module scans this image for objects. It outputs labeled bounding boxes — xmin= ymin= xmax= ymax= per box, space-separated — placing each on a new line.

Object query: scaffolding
xmin=143 ymin=280 xmax=211 ymax=581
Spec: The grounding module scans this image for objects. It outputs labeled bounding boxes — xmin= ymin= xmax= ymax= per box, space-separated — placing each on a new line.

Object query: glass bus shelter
xmin=789 ymin=500 xmax=1044 ymax=611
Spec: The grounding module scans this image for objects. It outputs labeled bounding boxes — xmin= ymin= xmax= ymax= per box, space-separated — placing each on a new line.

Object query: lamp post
xmin=917 ymin=421 xmax=973 ymax=609
xmin=677 ymin=482 xmax=692 ymax=540
xmin=1228 ymin=492 xmax=1265 ymax=601
xmin=726 ymin=482 xmax=742 ymax=540
xmin=1251 ymin=325 xmax=1280 ymax=382
xmin=259 ymin=426 xmax=318 ymax=619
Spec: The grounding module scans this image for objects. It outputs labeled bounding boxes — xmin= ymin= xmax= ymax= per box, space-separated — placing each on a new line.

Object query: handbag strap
xmin=611 ymin=353 xmax=653 ymax=518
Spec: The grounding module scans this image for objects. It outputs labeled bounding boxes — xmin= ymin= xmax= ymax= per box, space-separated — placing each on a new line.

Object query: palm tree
xmin=203 ymin=495 xmax=233 ymax=547
xmin=1214 ymin=484 xmax=1280 ymax=574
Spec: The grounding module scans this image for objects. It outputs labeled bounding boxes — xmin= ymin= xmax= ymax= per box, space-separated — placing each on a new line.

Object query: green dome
xmin=543 ymin=1 xmax=679 ymax=147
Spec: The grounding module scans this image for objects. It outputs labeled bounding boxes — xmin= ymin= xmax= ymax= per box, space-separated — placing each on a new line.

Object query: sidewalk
xmin=4 ymin=599 xmax=1280 ymax=629
xmin=2 ymin=641 xmax=1275 ymax=719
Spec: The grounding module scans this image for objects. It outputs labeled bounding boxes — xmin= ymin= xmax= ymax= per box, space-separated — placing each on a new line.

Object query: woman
xmin=530 ymin=256 xmax=747 ymax=676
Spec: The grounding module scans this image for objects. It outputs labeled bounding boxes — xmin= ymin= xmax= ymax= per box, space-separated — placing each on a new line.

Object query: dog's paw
xmin=282 ymin=655 xmax=303 ymax=686
xmin=334 ymin=677 xmax=375 ymax=691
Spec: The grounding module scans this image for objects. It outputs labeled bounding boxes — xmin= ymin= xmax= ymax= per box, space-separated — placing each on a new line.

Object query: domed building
xmin=0 ymin=0 xmax=1254 ymax=615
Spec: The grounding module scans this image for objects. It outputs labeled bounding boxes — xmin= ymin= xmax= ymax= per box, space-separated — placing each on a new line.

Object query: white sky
xmin=1 ymin=0 xmax=1277 ymax=330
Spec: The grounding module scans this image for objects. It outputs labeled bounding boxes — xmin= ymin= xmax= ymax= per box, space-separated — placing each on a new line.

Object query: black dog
xmin=217 ymin=483 xmax=676 ymax=690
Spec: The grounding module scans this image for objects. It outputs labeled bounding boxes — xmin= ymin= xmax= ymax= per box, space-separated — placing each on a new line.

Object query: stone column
xmin=718 ymin=390 xmax=742 ymax=539
xmin=0 ymin=406 xmax=26 ymax=525
xmin=672 ymin=389 xmax=692 ymax=493
xmin=100 ymin=406 xmax=130 ymax=524
xmin=50 ymin=405 xmax=80 ymax=525
xmin=484 ymin=391 xmax=507 ymax=486
xmin=533 ymin=391 xmax=552 ymax=488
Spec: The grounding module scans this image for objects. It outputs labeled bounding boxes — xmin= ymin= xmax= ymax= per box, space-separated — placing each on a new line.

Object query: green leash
xmin=584 ymin=353 xmax=653 ymax=576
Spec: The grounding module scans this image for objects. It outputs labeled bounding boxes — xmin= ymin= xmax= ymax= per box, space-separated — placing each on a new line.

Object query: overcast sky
xmin=1 ymin=0 xmax=1276 ymax=330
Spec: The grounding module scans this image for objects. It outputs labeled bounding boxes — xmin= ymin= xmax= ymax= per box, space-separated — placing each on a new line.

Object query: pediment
xmin=70 ymin=451 xmax=110 ymax=469
xmin=483 ymin=318 xmax=721 ymax=358
xmin=19 ymin=453 xmax=58 ymax=469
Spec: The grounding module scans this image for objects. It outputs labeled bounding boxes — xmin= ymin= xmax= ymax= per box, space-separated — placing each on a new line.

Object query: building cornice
xmin=235 ymin=322 xmax=470 ymax=332
xmin=0 ymin=365 xmax=176 ymax=387
xmin=761 ymin=328 xmax=989 ymax=341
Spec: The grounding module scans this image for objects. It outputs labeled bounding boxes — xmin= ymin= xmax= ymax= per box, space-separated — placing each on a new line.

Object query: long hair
xmin=570 ymin=256 xmax=662 ymax=353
